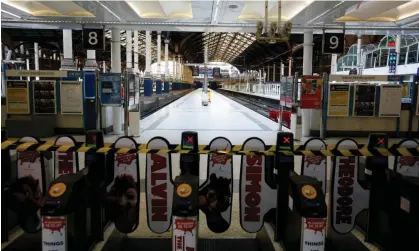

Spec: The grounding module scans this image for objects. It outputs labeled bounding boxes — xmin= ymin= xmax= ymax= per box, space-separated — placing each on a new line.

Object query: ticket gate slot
xmin=282 ymin=175 xmax=327 ymax=251
xmin=172 ymin=131 xmax=199 ymax=251
xmin=41 ymin=170 xmax=90 ymax=251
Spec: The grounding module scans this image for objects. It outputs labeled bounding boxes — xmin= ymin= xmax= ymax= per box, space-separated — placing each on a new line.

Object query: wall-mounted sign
xmin=349 ymin=68 xmax=358 ymax=75
xmin=60 ymin=81 xmax=83 ymax=114
xmin=83 ymin=29 xmax=105 ymax=50
xmin=5 ymin=70 xmax=68 ymax=78
xmin=323 ymin=33 xmax=345 ymax=54
xmin=353 ymin=84 xmax=376 ymax=117
xmin=329 ymin=75 xmax=388 ymax=82
xmin=100 ymin=73 xmax=122 ymax=106
xmin=301 ymin=76 xmax=322 ymax=109
xmin=6 ymin=80 xmax=30 ymax=114
xmin=33 ymin=80 xmax=56 ymax=114
xmin=379 ymin=84 xmax=402 ymax=117
xmin=191 ymin=66 xmax=199 ymax=76
xmin=327 ymin=84 xmax=350 ymax=117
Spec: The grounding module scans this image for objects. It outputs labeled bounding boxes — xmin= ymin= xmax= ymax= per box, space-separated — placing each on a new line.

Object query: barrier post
xmin=1 ymin=129 xmax=10 ymax=242
xmin=172 ymin=131 xmax=199 ymax=251
xmin=275 ymin=132 xmax=295 ymax=241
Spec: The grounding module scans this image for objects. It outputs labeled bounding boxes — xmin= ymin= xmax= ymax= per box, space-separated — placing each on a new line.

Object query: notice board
xmin=379 ymin=85 xmax=402 ymax=117
xmin=6 ymin=80 xmax=30 ymax=114
xmin=327 ymin=84 xmax=350 ymax=117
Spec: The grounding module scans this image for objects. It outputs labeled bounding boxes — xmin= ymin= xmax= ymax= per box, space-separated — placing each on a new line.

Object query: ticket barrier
xmin=281 ymin=175 xmax=327 ymax=251
xmin=355 ymin=133 xmax=419 ymax=250
xmin=172 ymin=131 xmax=200 ymax=251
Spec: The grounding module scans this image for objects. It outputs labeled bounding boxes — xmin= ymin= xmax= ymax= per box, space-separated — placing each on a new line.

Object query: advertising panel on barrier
xmin=300 ymin=139 xmax=327 ymax=195
xmin=41 ymin=216 xmax=67 ymax=251
xmin=331 ymin=139 xmax=369 ymax=234
xmin=301 ymin=76 xmax=323 ymax=109
xmin=240 ymin=138 xmax=276 ymax=233
xmin=60 ymin=81 xmax=83 ymax=114
xmin=199 ymin=137 xmax=233 ymax=233
xmin=54 ymin=136 xmax=78 ymax=179
xmin=301 ymin=217 xmax=327 ymax=251
xmin=107 ymin=137 xmax=140 ymax=234
xmin=395 ymin=140 xmax=419 ymax=178
xmin=146 ymin=137 xmax=174 ymax=234
xmin=327 ymin=84 xmax=350 ymax=117
xmin=6 ymin=80 xmax=30 ymax=114
xmin=33 ymin=80 xmax=56 ymax=114
xmin=353 ymin=84 xmax=376 ymax=117
xmin=100 ymin=73 xmax=122 ymax=106
xmin=173 ymin=216 xmax=197 ymax=251
xmin=379 ymin=84 xmax=402 ymax=117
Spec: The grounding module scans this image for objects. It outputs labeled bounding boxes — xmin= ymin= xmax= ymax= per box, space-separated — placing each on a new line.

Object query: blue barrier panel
xmin=156 ymin=79 xmax=162 ymax=94
xmin=144 ymin=78 xmax=153 ymax=96
xmin=164 ymin=81 xmax=169 ymax=93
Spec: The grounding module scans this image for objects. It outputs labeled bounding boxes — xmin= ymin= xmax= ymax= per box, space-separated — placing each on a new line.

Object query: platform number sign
xmin=83 ymin=29 xmax=104 ymax=50
xmin=323 ymin=33 xmax=344 ymax=54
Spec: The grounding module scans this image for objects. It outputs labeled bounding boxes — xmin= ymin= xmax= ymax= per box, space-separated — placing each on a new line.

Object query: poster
xmin=213 ymin=67 xmax=221 ymax=78
xmin=33 ymin=80 xmax=56 ymax=114
xmin=60 ymin=81 xmax=83 ymax=114
xmin=379 ymin=84 xmax=402 ymax=117
xmin=100 ymin=73 xmax=122 ymax=105
xmin=191 ymin=66 xmax=199 ymax=76
xmin=6 ymin=80 xmax=30 ymax=114
xmin=301 ymin=76 xmax=322 ymax=109
xmin=327 ymin=84 xmax=350 ymax=117
xmin=353 ymin=84 xmax=376 ymax=117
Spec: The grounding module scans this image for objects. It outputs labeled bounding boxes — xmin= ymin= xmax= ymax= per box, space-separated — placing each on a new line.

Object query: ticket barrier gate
xmin=281 ymin=175 xmax=327 ymax=251
xmin=3 ymin=130 xmax=110 ymax=251
xmin=172 ymin=131 xmax=200 ymax=251
xmin=355 ymin=133 xmax=419 ymax=250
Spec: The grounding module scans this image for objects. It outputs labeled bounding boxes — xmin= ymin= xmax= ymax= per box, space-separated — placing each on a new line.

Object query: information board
xmin=301 ymin=76 xmax=322 ymax=109
xmin=353 ymin=84 xmax=376 ymax=117
xmin=60 ymin=81 xmax=83 ymax=114
xmin=33 ymin=80 xmax=56 ymax=114
xmin=191 ymin=66 xmax=199 ymax=76
xmin=379 ymin=85 xmax=402 ymax=117
xmin=6 ymin=80 xmax=30 ymax=114
xmin=327 ymin=84 xmax=350 ymax=117
xmin=100 ymin=73 xmax=122 ymax=106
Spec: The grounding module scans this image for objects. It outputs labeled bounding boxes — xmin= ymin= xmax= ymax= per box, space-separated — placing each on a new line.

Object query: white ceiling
xmin=1 ymin=1 xmax=419 ymax=35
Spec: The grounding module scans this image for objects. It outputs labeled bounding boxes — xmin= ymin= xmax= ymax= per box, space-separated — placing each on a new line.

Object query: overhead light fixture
xmin=1 ymin=10 xmax=22 ymax=19
xmin=96 ymin=0 xmax=121 ymax=20
xmin=213 ymin=7 xmax=219 ymax=23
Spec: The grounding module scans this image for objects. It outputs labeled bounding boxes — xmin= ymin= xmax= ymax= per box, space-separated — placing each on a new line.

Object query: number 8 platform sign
xmin=323 ymin=33 xmax=345 ymax=55
xmin=83 ymin=29 xmax=105 ymax=50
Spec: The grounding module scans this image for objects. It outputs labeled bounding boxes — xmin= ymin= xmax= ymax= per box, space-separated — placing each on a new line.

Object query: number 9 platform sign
xmin=323 ymin=33 xmax=345 ymax=55
xmin=83 ymin=29 xmax=105 ymax=50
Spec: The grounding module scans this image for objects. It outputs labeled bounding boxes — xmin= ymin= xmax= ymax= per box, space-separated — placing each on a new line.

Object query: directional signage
xmin=323 ymin=33 xmax=345 ymax=54
xmin=388 ymin=49 xmax=397 ymax=74
xmin=83 ymin=29 xmax=104 ymax=50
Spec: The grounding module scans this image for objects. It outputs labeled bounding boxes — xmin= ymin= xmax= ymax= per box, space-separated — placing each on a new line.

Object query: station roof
xmin=2 ymin=1 xmax=419 ymax=70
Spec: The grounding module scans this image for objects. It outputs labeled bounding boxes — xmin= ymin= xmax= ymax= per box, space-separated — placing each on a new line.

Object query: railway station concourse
xmin=1 ymin=1 xmax=419 ymax=251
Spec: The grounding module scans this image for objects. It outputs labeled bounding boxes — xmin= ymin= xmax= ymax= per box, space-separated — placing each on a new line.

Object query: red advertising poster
xmin=301 ymin=76 xmax=323 ymax=109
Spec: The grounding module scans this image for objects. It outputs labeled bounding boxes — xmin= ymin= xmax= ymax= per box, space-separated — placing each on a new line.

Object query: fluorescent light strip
xmin=213 ymin=7 xmax=219 ymax=23
xmin=1 ymin=10 xmax=22 ymax=19
xmin=96 ymin=0 xmax=121 ymax=20
xmin=307 ymin=1 xmax=345 ymax=24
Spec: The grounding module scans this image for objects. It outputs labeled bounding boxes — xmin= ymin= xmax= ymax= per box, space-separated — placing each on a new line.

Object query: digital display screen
xmin=181 ymin=133 xmax=197 ymax=151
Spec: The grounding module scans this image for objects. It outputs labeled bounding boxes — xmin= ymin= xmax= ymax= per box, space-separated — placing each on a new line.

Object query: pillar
xmin=156 ymin=32 xmax=162 ymax=94
xmin=144 ymin=30 xmax=153 ymax=96
xmin=267 ymin=66 xmax=270 ymax=82
xmin=357 ymin=35 xmax=362 ymax=74
xmin=281 ymin=62 xmax=285 ymax=78
xmin=126 ymin=30 xmax=132 ymax=69
xmin=134 ymin=30 xmax=139 ymax=72
xmin=203 ymin=46 xmax=208 ymax=92
xmin=396 ymin=35 xmax=401 ymax=66
xmin=164 ymin=39 xmax=169 ymax=93
xmin=34 ymin=42 xmax=39 ymax=80
xmin=331 ymin=54 xmax=338 ymax=74
xmin=302 ymin=30 xmax=313 ymax=138
xmin=273 ymin=63 xmax=276 ymax=82
xmin=288 ymin=57 xmax=292 ymax=76
xmin=111 ymin=28 xmax=123 ymax=134
xmin=60 ymin=29 xmax=76 ymax=71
